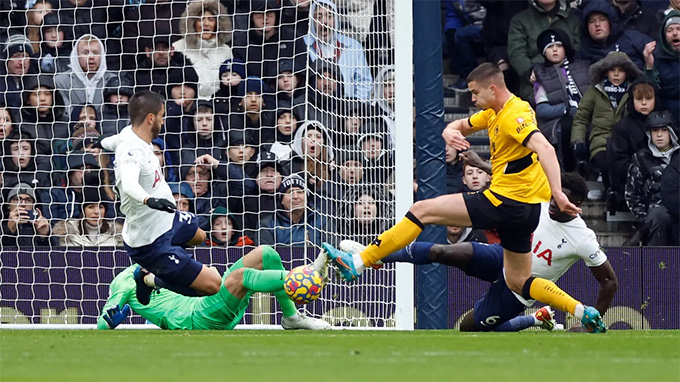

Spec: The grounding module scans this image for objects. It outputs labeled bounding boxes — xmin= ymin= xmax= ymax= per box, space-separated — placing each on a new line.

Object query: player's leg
xmin=184 ymin=228 xmax=207 ymax=247
xmin=382 ymin=242 xmax=475 ymax=270
xmin=462 ymin=275 xmax=528 ymax=332
xmin=326 ymin=193 xmax=473 ymax=281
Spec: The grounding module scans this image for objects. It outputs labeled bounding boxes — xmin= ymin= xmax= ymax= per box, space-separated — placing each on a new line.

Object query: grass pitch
xmin=1 ymin=330 xmax=678 ymax=381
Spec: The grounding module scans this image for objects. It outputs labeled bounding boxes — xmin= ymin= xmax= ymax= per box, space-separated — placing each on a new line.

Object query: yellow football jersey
xmin=468 ymin=95 xmax=551 ymax=204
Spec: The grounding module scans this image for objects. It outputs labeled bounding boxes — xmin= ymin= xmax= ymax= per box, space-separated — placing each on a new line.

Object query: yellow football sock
xmin=528 ymin=277 xmax=580 ymax=316
xmin=360 ymin=212 xmax=424 ymax=267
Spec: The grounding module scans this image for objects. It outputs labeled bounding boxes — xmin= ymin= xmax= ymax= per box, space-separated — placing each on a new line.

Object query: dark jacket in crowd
xmin=20 ymin=75 xmax=69 ymax=155
xmin=646 ymin=10 xmax=680 ymax=121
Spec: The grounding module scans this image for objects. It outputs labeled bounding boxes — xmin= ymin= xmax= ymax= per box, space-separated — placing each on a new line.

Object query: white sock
xmin=531 ymin=313 xmax=541 ymax=326
xmin=574 ymin=304 xmax=585 ymax=320
xmin=353 ymin=253 xmax=366 ymax=273
xmin=144 ymin=273 xmax=156 ymax=288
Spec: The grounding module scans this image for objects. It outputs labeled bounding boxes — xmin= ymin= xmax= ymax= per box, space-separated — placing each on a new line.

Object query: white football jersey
xmin=111 ymin=126 xmax=174 ymax=247
xmin=511 ymin=203 xmax=607 ymax=306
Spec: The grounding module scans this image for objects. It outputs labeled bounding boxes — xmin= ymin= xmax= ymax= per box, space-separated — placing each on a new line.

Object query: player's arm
xmin=588 ymin=260 xmax=618 ymax=316
xmin=525 ymin=132 xmax=581 ymax=216
xmin=117 ymin=156 xmax=175 ymax=212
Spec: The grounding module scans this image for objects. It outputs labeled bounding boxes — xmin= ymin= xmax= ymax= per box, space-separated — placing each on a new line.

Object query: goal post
xmin=0 ymin=0 xmax=414 ymax=330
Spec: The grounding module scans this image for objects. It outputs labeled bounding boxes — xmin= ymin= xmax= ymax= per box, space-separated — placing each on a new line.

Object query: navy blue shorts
xmin=125 ymin=211 xmax=202 ymax=288
xmin=466 ymin=242 xmax=527 ymax=331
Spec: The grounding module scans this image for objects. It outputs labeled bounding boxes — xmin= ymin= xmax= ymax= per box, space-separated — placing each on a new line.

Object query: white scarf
xmin=69 ymin=35 xmax=108 ymax=104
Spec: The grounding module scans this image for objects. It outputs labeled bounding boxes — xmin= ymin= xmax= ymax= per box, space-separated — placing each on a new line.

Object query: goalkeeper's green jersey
xmin=97 ymin=265 xmax=252 ymax=330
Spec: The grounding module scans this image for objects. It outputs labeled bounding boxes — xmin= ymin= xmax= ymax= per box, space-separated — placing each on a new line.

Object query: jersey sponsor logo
xmin=532 ymin=240 xmax=552 ymax=266
xmin=589 ymin=251 xmax=600 ymax=259
xmin=152 ymin=170 xmax=161 ymax=188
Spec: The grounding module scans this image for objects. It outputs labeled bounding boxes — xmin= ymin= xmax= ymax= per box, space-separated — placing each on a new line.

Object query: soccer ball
xmin=283 ymin=266 xmax=324 ymax=304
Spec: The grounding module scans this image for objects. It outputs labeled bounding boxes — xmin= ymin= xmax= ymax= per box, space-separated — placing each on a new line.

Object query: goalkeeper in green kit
xmin=98 ymin=246 xmax=331 ymax=330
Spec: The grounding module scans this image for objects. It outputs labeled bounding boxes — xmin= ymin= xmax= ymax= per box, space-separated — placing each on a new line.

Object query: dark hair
xmin=128 ymin=90 xmax=164 ymax=126
xmin=562 ymin=172 xmax=588 ymax=203
xmin=467 ymin=63 xmax=504 ymax=86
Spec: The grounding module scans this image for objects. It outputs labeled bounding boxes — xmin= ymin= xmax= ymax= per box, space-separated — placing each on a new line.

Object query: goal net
xmin=0 ymin=0 xmax=413 ymax=329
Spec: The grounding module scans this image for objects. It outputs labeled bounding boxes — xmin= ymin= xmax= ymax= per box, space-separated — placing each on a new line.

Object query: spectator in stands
xmin=1 ymin=35 xmax=37 ymax=109
xmin=205 ymin=207 xmax=254 ymax=247
xmin=625 ymin=110 xmax=679 ymax=245
xmin=444 ymin=225 xmax=488 ymax=244
xmin=577 ymin=1 xmax=653 ymax=69
xmin=58 ymin=0 xmax=125 ymax=71
xmin=164 ymin=66 xmax=200 ymax=166
xmin=228 ymin=77 xmax=276 ymax=143
xmin=39 ymin=12 xmax=73 ymax=74
xmin=643 ymin=10 xmax=680 ymax=121
xmin=607 ymin=79 xmax=658 ymax=211
xmin=1 ymin=129 xmax=51 ymax=200
xmin=660 ymin=150 xmax=679 ymax=245
xmin=307 ymin=60 xmax=343 ymax=132
xmin=571 ymin=52 xmax=642 ymax=199
xmin=68 ymin=105 xmax=98 ymax=134
xmin=181 ymin=163 xmax=220 ymax=230
xmin=55 ymin=34 xmax=117 ymax=110
xmin=53 ymin=187 xmax=122 ymax=247
xmin=24 ymin=0 xmax=54 ymax=55
xmin=462 ymin=160 xmax=491 ymax=192
xmin=135 ymin=36 xmax=184 ymax=96
xmin=281 ymin=0 xmax=311 ymax=37
xmin=258 ymin=174 xmax=324 ymax=247
xmin=357 ymin=120 xmax=393 ymax=184
xmin=122 ymin=0 xmax=186 ymax=72
xmin=275 ymin=59 xmax=305 ymax=108
xmin=533 ymin=28 xmax=591 ymax=171
xmin=508 ymin=0 xmax=581 ymax=103
xmin=371 ymin=65 xmax=395 ymax=147
xmin=304 ymin=0 xmax=373 ymax=100
xmin=444 ymin=0 xmax=486 ymax=91
xmin=445 ymin=145 xmax=465 ymax=194
xmin=336 ymin=100 xmax=372 ymax=148
xmin=173 ymin=0 xmax=233 ymax=98
xmin=339 ymin=185 xmax=392 ymax=246
xmin=1 ymin=183 xmax=51 ymax=247
xmin=265 ymin=108 xmax=300 ymax=161
xmin=0 ymin=106 xmax=14 ymax=147
xmin=48 ymin=152 xmax=105 ymax=221
xmin=168 ymin=182 xmax=194 ymax=213
xmin=20 ymin=75 xmax=69 ymax=155
xmin=180 ymin=100 xmax=226 ymax=166
xmin=328 ymin=147 xmax=365 ymax=201
xmin=152 ymin=138 xmax=179 ymax=184
xmin=290 ymin=120 xmax=336 ymax=197
xmin=100 ymin=76 xmax=133 ymax=135
xmin=243 ymin=151 xmax=283 ymax=233
xmin=612 ymin=0 xmax=660 ymax=38
xmin=232 ymin=0 xmax=307 ymax=86
xmin=214 ymin=58 xmax=247 ymax=116
xmin=478 ymin=0 xmax=527 ymax=94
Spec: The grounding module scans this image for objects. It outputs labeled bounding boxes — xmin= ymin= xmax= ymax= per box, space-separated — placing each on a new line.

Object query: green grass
xmin=1 ymin=330 xmax=678 ymax=381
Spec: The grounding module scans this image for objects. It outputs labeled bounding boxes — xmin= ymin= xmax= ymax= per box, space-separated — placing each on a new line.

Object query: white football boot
xmin=311 ymin=249 xmax=330 ymax=286
xmin=281 ymin=313 xmax=331 ymax=330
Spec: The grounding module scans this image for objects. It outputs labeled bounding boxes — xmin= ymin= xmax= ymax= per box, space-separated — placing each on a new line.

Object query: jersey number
xmin=533 ymin=240 xmax=552 ymax=266
xmin=479 ymin=315 xmax=501 ymax=327
xmin=178 ymin=211 xmax=193 ymax=224
xmin=152 ymin=170 xmax=161 ymax=188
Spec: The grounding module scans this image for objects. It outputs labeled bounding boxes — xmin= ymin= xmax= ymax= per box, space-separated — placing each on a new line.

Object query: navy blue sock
xmin=493 ymin=315 xmax=535 ymax=332
xmin=154 ymin=276 xmax=200 ymax=297
xmin=381 ymin=242 xmax=435 ymax=265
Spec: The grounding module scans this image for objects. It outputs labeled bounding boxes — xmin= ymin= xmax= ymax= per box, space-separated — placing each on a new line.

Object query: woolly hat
xmin=219 ymin=58 xmax=247 ymax=79
xmin=168 ymin=182 xmax=195 ymax=198
xmin=4 ymin=34 xmax=33 ymax=58
xmin=646 ymin=110 xmax=677 ymax=131
xmin=7 ymin=183 xmax=36 ymax=202
xmin=166 ymin=66 xmax=199 ymax=99
xmin=277 ymin=173 xmax=306 ymax=194
xmin=238 ymin=76 xmax=267 ymax=95
xmin=257 ymin=150 xmax=282 ymax=173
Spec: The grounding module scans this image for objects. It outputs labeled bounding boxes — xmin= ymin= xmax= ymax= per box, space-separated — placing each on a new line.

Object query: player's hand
xmin=442 ymin=123 xmax=470 ymax=151
xmin=103 ymin=304 xmax=131 ymax=329
xmin=458 ymin=150 xmax=486 ymax=169
xmin=643 ymin=41 xmax=656 ymax=70
xmin=145 ymin=198 xmax=177 ymax=213
xmin=553 ymin=190 xmax=582 ymax=216
xmin=90 ymin=135 xmax=105 ymax=150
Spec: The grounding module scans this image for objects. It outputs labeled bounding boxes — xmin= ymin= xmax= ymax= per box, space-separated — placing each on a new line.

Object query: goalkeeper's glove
xmin=102 ymin=304 xmax=131 ymax=329
xmin=145 ymin=198 xmax=176 ymax=213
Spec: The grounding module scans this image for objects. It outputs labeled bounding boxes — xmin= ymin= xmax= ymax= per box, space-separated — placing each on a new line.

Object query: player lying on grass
xmin=94 ymin=91 xmax=221 ymax=305
xmin=339 ymin=172 xmax=618 ymax=332
xmin=98 ymin=246 xmax=331 ymax=330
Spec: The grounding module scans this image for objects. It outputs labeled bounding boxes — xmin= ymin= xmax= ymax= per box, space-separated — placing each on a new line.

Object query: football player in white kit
xmin=96 ymin=91 xmax=221 ymax=305
xmin=344 ymin=172 xmax=618 ymax=332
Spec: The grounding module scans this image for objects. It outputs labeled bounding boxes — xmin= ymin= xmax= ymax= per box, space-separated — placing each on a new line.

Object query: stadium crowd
xmin=0 ymin=0 xmax=678 ymax=249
